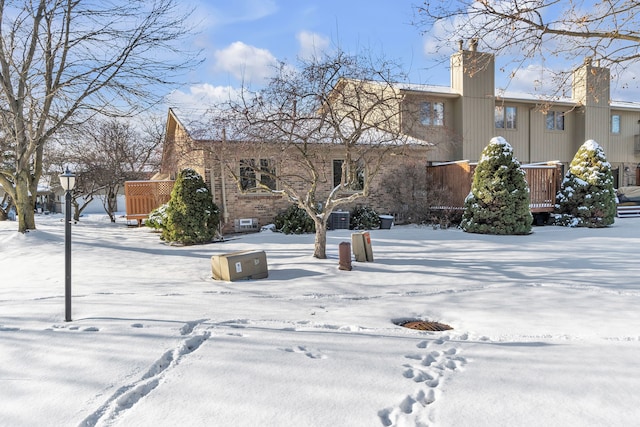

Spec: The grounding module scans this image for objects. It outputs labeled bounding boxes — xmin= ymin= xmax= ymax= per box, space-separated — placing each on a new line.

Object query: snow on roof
xmin=496 ymin=90 xmax=577 ymax=105
xmin=169 ymin=108 xmax=431 ymax=147
xmin=394 ymin=82 xmax=458 ymax=96
xmin=610 ymin=100 xmax=640 ymax=110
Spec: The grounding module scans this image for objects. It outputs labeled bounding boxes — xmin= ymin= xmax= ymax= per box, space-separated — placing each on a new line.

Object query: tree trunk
xmin=15 ymin=176 xmax=36 ymax=232
xmin=313 ymin=220 xmax=328 ymax=259
xmin=106 ymin=188 xmax=118 ymax=223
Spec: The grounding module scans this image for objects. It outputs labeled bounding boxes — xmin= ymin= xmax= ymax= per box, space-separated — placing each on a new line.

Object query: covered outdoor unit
xmin=329 ymin=211 xmax=350 ymax=230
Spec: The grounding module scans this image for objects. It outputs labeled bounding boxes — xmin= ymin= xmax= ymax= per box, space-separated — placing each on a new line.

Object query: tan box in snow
xmin=211 ymin=250 xmax=268 ymax=281
xmin=351 ymin=232 xmax=374 ymax=262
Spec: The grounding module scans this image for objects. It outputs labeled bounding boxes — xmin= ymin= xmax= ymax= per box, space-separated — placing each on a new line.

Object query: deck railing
xmin=124 ymin=180 xmax=174 ymax=223
xmin=426 ymin=161 xmax=563 ymax=213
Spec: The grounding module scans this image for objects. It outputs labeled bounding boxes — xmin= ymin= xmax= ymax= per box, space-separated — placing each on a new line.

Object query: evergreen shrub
xmin=554 ymin=140 xmax=616 ymax=227
xmin=146 ymin=203 xmax=168 ymax=231
xmin=461 ymin=137 xmax=532 ymax=235
xmin=274 ymin=204 xmax=315 ymax=234
xmin=161 ymin=169 xmax=220 ymax=244
xmin=349 ymin=206 xmax=380 ymax=229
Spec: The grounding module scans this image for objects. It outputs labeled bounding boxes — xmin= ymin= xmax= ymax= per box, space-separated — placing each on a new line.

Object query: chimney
xmin=469 ymin=39 xmax=478 ymax=52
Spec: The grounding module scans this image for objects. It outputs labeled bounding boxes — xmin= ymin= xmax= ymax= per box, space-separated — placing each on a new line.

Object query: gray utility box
xmin=211 ymin=250 xmax=268 ymax=281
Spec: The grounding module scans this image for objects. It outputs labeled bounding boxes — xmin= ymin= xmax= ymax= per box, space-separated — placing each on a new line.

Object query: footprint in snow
xmin=378 ymin=335 xmax=468 ymax=426
xmin=280 ymin=345 xmax=327 ymax=360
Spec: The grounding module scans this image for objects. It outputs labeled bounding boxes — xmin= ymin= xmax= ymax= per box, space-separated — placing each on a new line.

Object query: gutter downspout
xmin=221 ymin=128 xmax=230 ymax=224
xmin=528 ymin=106 xmax=535 ymax=163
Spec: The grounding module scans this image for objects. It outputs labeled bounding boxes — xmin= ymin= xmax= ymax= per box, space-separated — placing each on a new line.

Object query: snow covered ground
xmin=1 ymin=214 xmax=640 ymax=427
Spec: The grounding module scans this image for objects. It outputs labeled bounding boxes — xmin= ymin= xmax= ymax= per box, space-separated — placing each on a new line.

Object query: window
xmin=240 ymin=158 xmax=276 ymax=191
xmin=546 ymin=111 xmax=565 ymax=131
xmin=611 ymin=114 xmax=621 ymax=134
xmin=333 ymin=159 xmax=364 ymax=190
xmin=420 ymin=101 xmax=444 ymax=126
xmin=495 ymin=106 xmax=517 ymax=129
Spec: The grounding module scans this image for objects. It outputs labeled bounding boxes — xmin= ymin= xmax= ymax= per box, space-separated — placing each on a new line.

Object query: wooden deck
xmin=124 ymin=180 xmax=174 ymax=224
xmin=426 ymin=161 xmax=563 ymax=213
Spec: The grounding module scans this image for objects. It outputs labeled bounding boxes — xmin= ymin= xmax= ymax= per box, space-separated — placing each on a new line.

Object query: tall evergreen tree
xmin=461 ymin=137 xmax=532 ymax=235
xmin=555 ymin=140 xmax=616 ymax=227
xmin=162 ymin=169 xmax=220 ymax=244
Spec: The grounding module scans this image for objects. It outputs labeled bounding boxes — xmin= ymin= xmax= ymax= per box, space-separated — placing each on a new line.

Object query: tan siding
xmin=529 ymin=109 xmax=578 ymax=162
xmin=401 ymin=94 xmax=460 ymax=161
xmin=608 ymin=110 xmax=640 ymax=163
xmin=461 ymin=97 xmax=495 ymax=161
xmin=493 ymin=103 xmax=532 ymax=163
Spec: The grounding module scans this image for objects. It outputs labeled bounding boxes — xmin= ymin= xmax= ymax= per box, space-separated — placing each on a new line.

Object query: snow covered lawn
xmin=2 ymin=215 xmax=640 ymax=426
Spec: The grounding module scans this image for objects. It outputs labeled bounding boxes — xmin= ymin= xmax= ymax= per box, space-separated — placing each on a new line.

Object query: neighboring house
xmin=159 ymin=109 xmax=432 ymax=233
xmin=395 ymin=40 xmax=640 ymax=187
xmin=154 ymin=41 xmax=640 ymax=232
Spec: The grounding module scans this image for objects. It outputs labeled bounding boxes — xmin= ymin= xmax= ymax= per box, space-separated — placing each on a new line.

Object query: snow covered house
xmin=155 ymin=108 xmax=432 ymax=234
xmin=398 ymin=41 xmax=640 ymax=188
xmin=142 ymin=42 xmax=640 ymax=231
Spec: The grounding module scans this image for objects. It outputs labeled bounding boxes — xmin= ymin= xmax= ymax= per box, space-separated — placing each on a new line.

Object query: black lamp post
xmin=59 ymin=168 xmax=76 ymax=322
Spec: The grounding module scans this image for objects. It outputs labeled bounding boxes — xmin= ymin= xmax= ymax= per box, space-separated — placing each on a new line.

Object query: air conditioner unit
xmin=234 ymin=218 xmax=259 ymax=232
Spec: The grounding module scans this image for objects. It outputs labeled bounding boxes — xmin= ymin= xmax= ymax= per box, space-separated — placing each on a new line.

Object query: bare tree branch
xmin=0 ymin=0 xmax=198 ymax=232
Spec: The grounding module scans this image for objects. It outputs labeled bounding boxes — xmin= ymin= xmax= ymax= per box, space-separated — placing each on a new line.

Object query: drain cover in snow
xmin=396 ymin=320 xmax=453 ymax=331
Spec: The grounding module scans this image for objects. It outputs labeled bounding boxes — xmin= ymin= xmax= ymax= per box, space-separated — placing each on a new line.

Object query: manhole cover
xmin=395 ymin=320 xmax=453 ymax=331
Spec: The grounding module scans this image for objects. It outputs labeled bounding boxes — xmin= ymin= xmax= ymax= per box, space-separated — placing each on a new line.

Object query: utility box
xmin=234 ymin=218 xmax=259 ymax=233
xmin=329 ymin=211 xmax=350 ymax=230
xmin=379 ymin=215 xmax=394 ymax=229
xmin=351 ymin=232 xmax=374 ymax=262
xmin=211 ymin=250 xmax=268 ymax=281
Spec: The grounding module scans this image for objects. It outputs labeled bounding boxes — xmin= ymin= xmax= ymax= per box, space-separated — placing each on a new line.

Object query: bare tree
xmin=55 ymin=117 xmax=163 ymax=222
xmin=210 ymin=50 xmax=416 ymax=259
xmin=415 ymin=0 xmax=640 ymax=94
xmin=0 ymin=0 xmax=196 ymax=232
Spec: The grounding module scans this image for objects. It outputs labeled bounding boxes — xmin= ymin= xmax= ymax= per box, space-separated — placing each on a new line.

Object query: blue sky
xmin=165 ymin=0 xmax=638 ymax=110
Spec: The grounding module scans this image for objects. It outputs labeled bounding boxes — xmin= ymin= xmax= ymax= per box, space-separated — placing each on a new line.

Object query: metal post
xmin=64 ymin=190 xmax=72 ymax=322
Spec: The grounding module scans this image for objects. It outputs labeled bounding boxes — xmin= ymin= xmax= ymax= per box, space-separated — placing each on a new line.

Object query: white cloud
xmin=498 ymin=63 xmax=565 ymax=96
xmin=200 ymin=0 xmax=278 ymax=27
xmin=297 ymin=31 xmax=330 ymax=60
xmin=213 ymin=41 xmax=278 ymax=85
xmin=166 ymin=83 xmax=242 ymax=109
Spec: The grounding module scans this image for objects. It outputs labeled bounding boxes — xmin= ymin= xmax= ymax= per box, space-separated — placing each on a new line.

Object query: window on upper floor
xmin=495 ymin=106 xmax=517 ymax=129
xmin=333 ymin=159 xmax=364 ymax=190
xmin=240 ymin=158 xmax=276 ymax=191
xmin=545 ymin=111 xmax=565 ymax=131
xmin=611 ymin=114 xmax=621 ymax=134
xmin=420 ymin=101 xmax=444 ymax=126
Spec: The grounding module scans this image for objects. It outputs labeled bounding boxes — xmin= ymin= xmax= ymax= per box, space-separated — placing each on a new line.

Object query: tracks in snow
xmin=79 ymin=319 xmax=210 ymax=427
xmin=378 ymin=334 xmax=468 ymax=427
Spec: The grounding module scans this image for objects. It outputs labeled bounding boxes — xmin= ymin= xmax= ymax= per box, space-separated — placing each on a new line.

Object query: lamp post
xmin=59 ymin=168 xmax=76 ymax=322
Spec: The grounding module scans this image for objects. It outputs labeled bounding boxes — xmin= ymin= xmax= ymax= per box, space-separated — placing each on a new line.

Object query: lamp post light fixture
xmin=59 ymin=167 xmax=76 ymax=322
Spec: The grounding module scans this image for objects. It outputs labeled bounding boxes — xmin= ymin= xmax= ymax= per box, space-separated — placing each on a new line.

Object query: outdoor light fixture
xmin=59 ymin=167 xmax=76 ymax=321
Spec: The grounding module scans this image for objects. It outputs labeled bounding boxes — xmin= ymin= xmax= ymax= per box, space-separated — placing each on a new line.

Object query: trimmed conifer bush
xmin=161 ymin=169 xmax=220 ymax=244
xmin=461 ymin=137 xmax=532 ymax=235
xmin=350 ymin=206 xmax=380 ymax=230
xmin=273 ymin=204 xmax=315 ymax=234
xmin=554 ymin=140 xmax=616 ymax=227
xmin=146 ymin=203 xmax=168 ymax=231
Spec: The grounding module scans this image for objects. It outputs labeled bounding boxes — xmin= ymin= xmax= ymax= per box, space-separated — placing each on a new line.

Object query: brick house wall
xmin=160 ymin=109 xmax=432 ymax=233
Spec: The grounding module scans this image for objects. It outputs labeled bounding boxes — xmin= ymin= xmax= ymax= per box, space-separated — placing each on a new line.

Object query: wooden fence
xmin=426 ymin=161 xmax=563 ymax=213
xmin=124 ymin=180 xmax=174 ymax=224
